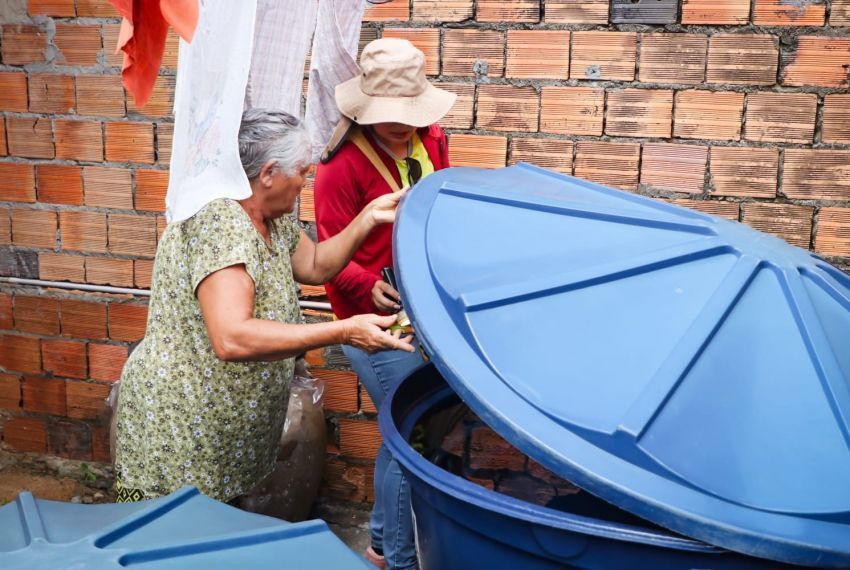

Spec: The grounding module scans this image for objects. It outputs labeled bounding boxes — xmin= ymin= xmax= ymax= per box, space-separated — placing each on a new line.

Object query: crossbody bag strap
xmin=349 ymin=127 xmax=402 ymax=193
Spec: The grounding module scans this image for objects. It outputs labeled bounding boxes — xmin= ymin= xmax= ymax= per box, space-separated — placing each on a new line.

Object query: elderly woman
xmin=315 ymin=38 xmax=455 ymax=570
xmin=114 ymin=109 xmax=412 ymax=503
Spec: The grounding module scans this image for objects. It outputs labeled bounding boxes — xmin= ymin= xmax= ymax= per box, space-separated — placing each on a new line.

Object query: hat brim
xmin=335 ymin=78 xmax=456 ymax=128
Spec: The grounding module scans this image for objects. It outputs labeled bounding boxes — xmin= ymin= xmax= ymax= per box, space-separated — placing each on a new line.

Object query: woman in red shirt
xmin=314 ymin=38 xmax=454 ymax=570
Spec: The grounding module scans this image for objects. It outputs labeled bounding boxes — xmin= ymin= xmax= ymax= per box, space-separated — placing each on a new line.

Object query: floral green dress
xmin=115 ymin=198 xmax=302 ymax=502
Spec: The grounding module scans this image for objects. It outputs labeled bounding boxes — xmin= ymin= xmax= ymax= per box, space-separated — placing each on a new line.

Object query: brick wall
xmin=1 ymin=0 xmax=849 ymax=506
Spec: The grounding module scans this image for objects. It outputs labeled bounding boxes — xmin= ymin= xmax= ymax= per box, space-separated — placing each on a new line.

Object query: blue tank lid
xmin=393 ymin=163 xmax=850 ymax=568
xmin=0 ymin=486 xmax=371 ymax=569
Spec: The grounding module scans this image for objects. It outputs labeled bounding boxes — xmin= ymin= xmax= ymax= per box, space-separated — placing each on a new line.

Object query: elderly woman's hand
xmin=344 ymin=314 xmax=415 ymax=353
xmin=367 ymin=187 xmax=409 ymax=226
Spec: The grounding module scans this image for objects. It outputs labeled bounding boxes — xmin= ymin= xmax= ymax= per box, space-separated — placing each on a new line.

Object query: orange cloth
xmin=110 ymin=0 xmax=198 ymax=108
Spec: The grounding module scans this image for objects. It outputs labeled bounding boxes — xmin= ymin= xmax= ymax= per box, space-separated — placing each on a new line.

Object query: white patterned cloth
xmin=166 ymin=0 xmax=365 ymax=223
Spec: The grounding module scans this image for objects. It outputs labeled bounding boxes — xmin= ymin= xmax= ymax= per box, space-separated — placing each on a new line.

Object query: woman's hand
xmin=367 ymin=187 xmax=409 ymax=226
xmin=343 ymin=314 xmax=415 ymax=353
xmin=372 ymin=279 xmax=401 ymax=312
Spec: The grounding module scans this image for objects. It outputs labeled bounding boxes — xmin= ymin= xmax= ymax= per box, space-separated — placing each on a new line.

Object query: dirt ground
xmin=0 ymin=446 xmax=115 ymax=505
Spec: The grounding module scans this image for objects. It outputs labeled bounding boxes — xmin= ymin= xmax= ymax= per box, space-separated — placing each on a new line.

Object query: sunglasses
xmin=405 ymin=156 xmax=422 ymax=186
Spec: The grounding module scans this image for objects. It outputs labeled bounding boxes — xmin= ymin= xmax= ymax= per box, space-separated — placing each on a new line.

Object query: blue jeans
xmin=342 ymin=342 xmax=425 ymax=570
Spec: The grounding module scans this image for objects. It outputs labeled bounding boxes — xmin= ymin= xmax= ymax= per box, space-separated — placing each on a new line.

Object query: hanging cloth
xmin=305 ymin=0 xmax=366 ymax=161
xmin=165 ymin=0 xmax=258 ymax=223
xmin=110 ymin=0 xmax=199 ymax=108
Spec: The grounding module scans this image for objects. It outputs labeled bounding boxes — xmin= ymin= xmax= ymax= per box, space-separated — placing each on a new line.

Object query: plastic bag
xmin=238 ymin=369 xmax=327 ymax=521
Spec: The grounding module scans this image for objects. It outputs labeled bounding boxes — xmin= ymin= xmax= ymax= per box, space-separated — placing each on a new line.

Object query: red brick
xmin=413 ymin=0 xmax=473 ymax=21
xmin=2 ymin=416 xmax=47 ymax=453
xmin=832 ymin=0 xmax=850 ymax=24
xmin=682 ymin=0 xmax=751 ymax=23
xmin=28 ymin=73 xmax=75 ymax=114
xmin=60 ymin=210 xmax=107 ymax=252
xmin=641 ymin=143 xmax=708 ymax=194
xmin=102 ymin=24 xmax=122 ymax=67
xmin=0 ymin=373 xmax=21 ymax=410
xmin=42 ymin=339 xmax=87 ymax=379
xmin=0 ymin=208 xmax=9 ymax=245
xmin=432 ymin=83 xmax=474 ymax=130
xmin=671 ymin=199 xmax=740 ymax=220
xmin=605 ymin=89 xmax=673 ymax=138
xmin=321 ymin=458 xmax=372 ymax=503
xmin=639 ymin=34 xmax=707 ymax=85
xmin=574 ymin=141 xmax=641 ymax=191
xmin=0 ymin=293 xmax=11 ymax=329
xmin=570 ymin=32 xmax=637 ymax=81
xmin=380 ymin=29 xmax=440 ymax=75
xmin=161 ymin=30 xmax=179 ymax=70
xmin=76 ymin=75 xmax=126 ymax=117
xmin=707 ymin=34 xmax=779 ymax=86
xmin=86 ymin=257 xmax=133 ymax=287
xmin=540 ymin=87 xmax=604 ymax=136
xmin=744 ymin=92 xmax=816 ymax=144
xmin=477 ymin=0 xmax=539 ymax=22
xmin=92 ymin=424 xmax=110 ymax=462
xmin=76 ymin=0 xmax=119 ymax=17
xmin=506 ymin=31 xmax=570 ymax=79
xmin=133 ymin=260 xmax=153 ymax=290
xmin=23 ymin=375 xmax=66 ymax=415
xmin=37 ymin=164 xmax=84 ymax=206
xmin=7 ymin=117 xmax=55 ymax=159
xmin=55 ymin=119 xmax=104 ymax=162
xmin=156 ymin=216 xmax=168 ymax=241
xmin=88 ymin=343 xmax=126 ymax=382
xmin=299 ymin=180 xmax=315 ymax=224
xmin=105 ymin=122 xmax=155 ymax=163
xmin=710 ymin=147 xmax=779 ymax=198
xmin=39 ymin=252 xmax=85 ymax=282
xmin=48 ymin=418 xmax=91 ymax=459
xmin=60 ymin=299 xmax=107 ymax=339
xmin=14 ymin=296 xmax=59 ymax=336
xmin=0 ymin=117 xmax=6 ymax=157
xmin=312 ymin=369 xmax=358 ymax=413
xmin=815 ymin=208 xmax=850 ymax=258
xmin=545 ymin=0 xmax=609 ymax=23
xmin=361 ymin=387 xmax=377 ymax=414
xmin=476 ymin=85 xmax=539 ymax=132
xmin=674 ymin=91 xmax=744 ymax=141
xmin=83 ymin=166 xmax=133 ymax=209
xmin=743 ymin=202 xmax=814 ymax=249
xmin=363 ymin=0 xmax=409 ymax=21
xmin=66 ymin=380 xmax=110 ymax=419
xmin=753 ymin=0 xmax=825 ymax=25
xmin=127 ymin=75 xmax=176 ymax=116
xmin=53 ymin=24 xmax=101 ymax=66
xmin=822 ymin=95 xmax=850 ymax=144
xmin=443 ymin=30 xmax=505 ymax=77
xmin=29 ymin=0 xmax=76 ymax=17
xmin=510 ymin=138 xmax=573 ymax=175
xmin=135 ymin=169 xmax=169 ymax=212
xmin=1 ymin=24 xmax=47 ymax=65
xmin=11 ymin=208 xmax=57 ymax=249
xmin=108 ymin=214 xmax=157 ymax=257
xmin=0 ymin=335 xmax=41 ymax=374
xmin=448 ymin=134 xmax=507 ymax=168
xmin=0 ymin=164 xmax=35 ymax=203
xmin=338 ymin=418 xmax=381 ymax=460
xmin=782 ymin=37 xmax=850 ymax=88
xmin=108 ymin=303 xmax=148 ymax=341
xmin=0 ymin=72 xmax=28 ymax=112
xmin=157 ymin=123 xmax=173 ymax=164
xmin=783 ymin=150 xmax=850 ymax=201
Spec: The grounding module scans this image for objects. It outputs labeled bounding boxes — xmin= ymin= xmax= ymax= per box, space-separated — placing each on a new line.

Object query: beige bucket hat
xmin=335 ymin=38 xmax=456 ymax=128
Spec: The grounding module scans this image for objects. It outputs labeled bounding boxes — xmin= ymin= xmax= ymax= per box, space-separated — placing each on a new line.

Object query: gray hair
xmin=238 ymin=109 xmax=312 ymax=180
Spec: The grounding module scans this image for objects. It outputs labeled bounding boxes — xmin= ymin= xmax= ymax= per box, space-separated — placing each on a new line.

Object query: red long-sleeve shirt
xmin=314 ymin=124 xmax=450 ymax=319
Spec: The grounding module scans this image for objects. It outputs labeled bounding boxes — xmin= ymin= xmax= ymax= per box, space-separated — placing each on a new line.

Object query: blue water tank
xmin=0 ymin=486 xmax=371 ymax=569
xmin=387 ymin=163 xmax=850 ymax=568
